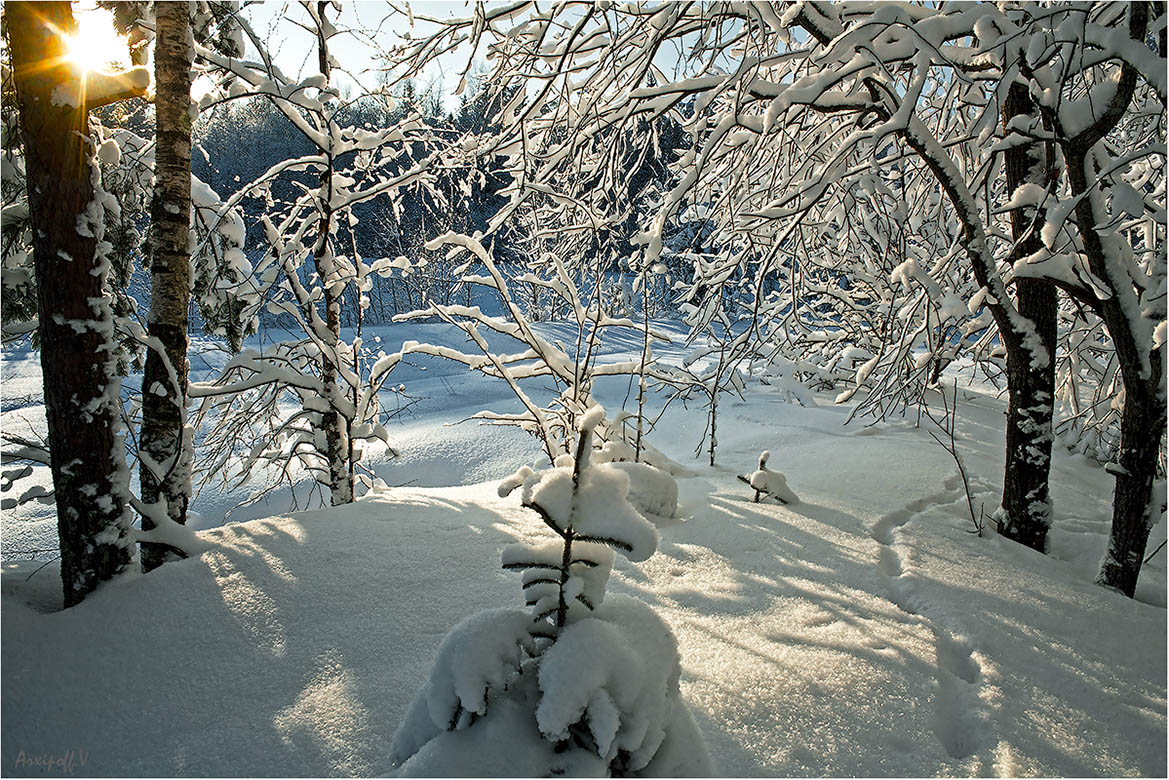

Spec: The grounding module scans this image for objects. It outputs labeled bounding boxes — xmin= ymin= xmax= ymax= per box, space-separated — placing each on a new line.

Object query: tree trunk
xmin=140 ymin=0 xmax=194 ymax=572
xmin=312 ymin=0 xmax=352 ymax=506
xmin=317 ymin=234 xmax=351 ymax=505
xmin=1096 ymin=365 xmax=1165 ymax=597
xmin=7 ymin=1 xmax=133 ymax=606
xmin=1066 ymin=142 xmax=1167 ymax=598
xmin=997 ymin=82 xmax=1058 ymax=553
xmin=898 ymin=99 xmax=1058 ymax=556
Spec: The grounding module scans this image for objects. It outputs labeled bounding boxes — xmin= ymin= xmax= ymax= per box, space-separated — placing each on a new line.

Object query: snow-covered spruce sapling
xmin=389 ymin=406 xmax=711 ymax=776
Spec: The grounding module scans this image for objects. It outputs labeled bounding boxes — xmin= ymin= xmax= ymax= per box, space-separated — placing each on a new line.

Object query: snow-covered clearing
xmin=1 ymin=323 xmax=1165 ymax=776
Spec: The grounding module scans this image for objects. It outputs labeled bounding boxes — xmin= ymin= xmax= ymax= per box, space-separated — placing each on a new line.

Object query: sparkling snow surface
xmin=1 ymin=323 xmax=1165 ymax=776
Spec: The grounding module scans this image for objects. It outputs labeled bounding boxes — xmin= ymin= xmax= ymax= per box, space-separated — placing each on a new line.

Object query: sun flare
xmin=65 ymin=8 xmax=129 ymax=73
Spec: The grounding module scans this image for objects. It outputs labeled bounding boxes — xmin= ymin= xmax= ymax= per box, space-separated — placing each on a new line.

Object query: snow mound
xmin=608 ymin=461 xmax=679 ymax=524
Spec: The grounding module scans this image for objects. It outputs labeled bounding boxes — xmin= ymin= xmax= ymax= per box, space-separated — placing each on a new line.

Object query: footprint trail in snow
xmin=869 ymin=474 xmax=991 ymax=761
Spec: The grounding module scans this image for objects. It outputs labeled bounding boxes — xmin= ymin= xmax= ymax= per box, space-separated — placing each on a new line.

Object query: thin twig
xmin=25 ymin=555 xmax=60 ymax=582
xmin=925 ymin=382 xmax=981 ymax=535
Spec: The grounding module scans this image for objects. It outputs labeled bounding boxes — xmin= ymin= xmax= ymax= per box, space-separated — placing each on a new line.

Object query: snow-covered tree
xmin=4 ymin=0 xmax=149 ymax=606
xmin=394 ymin=0 xmax=1165 ymax=594
xmin=1011 ymin=3 xmax=1165 ymax=594
xmin=390 ymin=405 xmax=711 ymax=776
xmin=188 ymin=2 xmax=440 ymax=508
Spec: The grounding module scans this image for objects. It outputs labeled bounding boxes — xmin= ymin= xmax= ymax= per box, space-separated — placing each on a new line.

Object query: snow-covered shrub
xmin=186 ymin=4 xmax=445 ymax=508
xmin=397 ymin=232 xmax=686 ymax=466
xmin=389 ymin=406 xmax=711 ymax=777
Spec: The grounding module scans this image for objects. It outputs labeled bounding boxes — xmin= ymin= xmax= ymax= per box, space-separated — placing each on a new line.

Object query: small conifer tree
xmin=389 ymin=405 xmax=711 ymax=777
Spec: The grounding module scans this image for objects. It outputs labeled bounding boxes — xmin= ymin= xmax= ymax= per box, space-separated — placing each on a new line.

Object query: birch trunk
xmin=312 ymin=0 xmax=352 ymax=505
xmin=140 ymin=0 xmax=194 ymax=571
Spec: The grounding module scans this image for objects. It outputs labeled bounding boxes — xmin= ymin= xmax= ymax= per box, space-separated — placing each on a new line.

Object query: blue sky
xmin=70 ymin=0 xmax=478 ymax=111
xmin=241 ymin=1 xmax=476 ymax=109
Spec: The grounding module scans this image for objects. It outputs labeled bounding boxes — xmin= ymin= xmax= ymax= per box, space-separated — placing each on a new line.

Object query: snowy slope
xmin=2 ymin=375 xmax=1165 ymax=776
xmin=2 ymin=315 xmax=1166 ymax=776
xmin=3 ymin=486 xmax=523 ymax=777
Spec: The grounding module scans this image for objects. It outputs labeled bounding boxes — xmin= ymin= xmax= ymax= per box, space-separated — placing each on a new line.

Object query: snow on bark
xmin=7 ymin=1 xmax=136 ymax=607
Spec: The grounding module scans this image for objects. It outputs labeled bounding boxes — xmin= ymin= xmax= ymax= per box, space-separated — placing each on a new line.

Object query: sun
xmin=65 ymin=7 xmax=130 ymax=73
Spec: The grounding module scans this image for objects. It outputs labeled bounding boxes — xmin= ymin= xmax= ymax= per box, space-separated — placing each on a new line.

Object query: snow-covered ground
xmin=1 ymin=322 xmax=1165 ymax=776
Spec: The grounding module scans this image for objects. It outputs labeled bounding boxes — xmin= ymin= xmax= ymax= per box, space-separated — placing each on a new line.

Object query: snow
xmin=96 ymin=138 xmax=121 ymax=167
xmin=1 ymin=327 xmax=1165 ymax=777
xmin=748 ymin=450 xmax=801 ymax=505
xmin=607 ymin=461 xmax=679 ymax=524
xmin=578 ymin=404 xmax=606 ymax=433
xmin=130 ymin=497 xmax=211 ymax=557
xmin=526 ymin=463 xmax=660 ymax=561
xmin=1001 ymin=181 xmax=1048 ymax=211
xmin=50 ymin=67 xmax=151 ymax=109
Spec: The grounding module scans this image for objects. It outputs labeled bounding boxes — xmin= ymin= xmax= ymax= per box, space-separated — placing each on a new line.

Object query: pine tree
xmin=5 ymin=0 xmax=146 ymax=606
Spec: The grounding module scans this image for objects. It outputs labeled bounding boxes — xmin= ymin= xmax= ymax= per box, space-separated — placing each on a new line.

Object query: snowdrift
xmin=3 ymin=460 xmax=1165 ymax=776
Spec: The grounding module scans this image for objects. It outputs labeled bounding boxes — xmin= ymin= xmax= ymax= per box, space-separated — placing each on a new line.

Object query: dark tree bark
xmin=6 ymin=1 xmax=135 ymax=606
xmin=1069 ymin=139 xmax=1166 ymax=597
xmin=140 ymin=0 xmax=193 ymax=571
xmin=998 ymin=82 xmax=1058 ymax=553
xmin=1047 ymin=3 xmax=1164 ymax=598
xmin=1093 ymin=360 xmax=1165 ymax=597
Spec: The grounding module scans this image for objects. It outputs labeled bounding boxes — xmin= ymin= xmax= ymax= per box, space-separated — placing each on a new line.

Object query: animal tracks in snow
xmin=869 ymin=474 xmax=991 ymax=761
